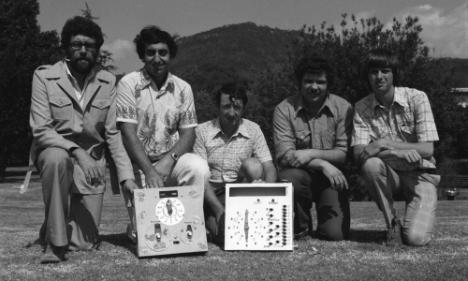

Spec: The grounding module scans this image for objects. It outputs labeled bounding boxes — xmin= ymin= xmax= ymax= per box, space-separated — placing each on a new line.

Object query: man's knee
xmin=180 ymin=153 xmax=209 ymax=175
xmin=360 ymin=157 xmax=385 ymax=177
xmin=240 ymin=158 xmax=263 ymax=181
xmin=278 ymin=168 xmax=310 ymax=187
xmin=175 ymin=153 xmax=210 ymax=188
xmin=38 ymin=147 xmax=72 ymax=172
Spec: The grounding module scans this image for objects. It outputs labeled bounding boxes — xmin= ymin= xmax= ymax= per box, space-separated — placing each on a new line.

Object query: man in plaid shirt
xmin=194 ymin=82 xmax=277 ymax=245
xmin=352 ymin=49 xmax=440 ymax=246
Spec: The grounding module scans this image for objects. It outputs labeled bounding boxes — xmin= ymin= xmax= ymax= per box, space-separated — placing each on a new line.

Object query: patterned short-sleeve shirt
xmin=116 ymin=70 xmax=197 ymax=161
xmin=194 ymin=118 xmax=272 ymax=183
xmin=351 ymin=87 xmax=439 ymax=168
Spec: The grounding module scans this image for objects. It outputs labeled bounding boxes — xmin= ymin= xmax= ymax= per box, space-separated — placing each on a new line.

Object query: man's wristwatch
xmin=170 ymin=152 xmax=179 ymax=162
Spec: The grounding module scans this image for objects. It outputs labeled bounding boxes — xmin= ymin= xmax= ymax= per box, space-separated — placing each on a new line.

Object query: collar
xmin=139 ymin=68 xmax=175 ymax=96
xmin=209 ymin=118 xmax=251 ymax=140
xmin=44 ymin=60 xmax=110 ymax=84
xmin=64 ymin=61 xmax=96 ymax=89
xmin=293 ymin=93 xmax=333 ymax=118
xmin=371 ymin=87 xmax=407 ymax=111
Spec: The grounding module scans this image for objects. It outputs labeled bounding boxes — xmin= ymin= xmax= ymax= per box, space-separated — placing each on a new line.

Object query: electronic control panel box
xmin=224 ymin=182 xmax=293 ymax=251
xmin=133 ymin=185 xmax=208 ymax=257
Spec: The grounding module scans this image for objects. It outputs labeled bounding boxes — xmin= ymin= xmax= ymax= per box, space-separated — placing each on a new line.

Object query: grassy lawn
xmin=1 ymin=170 xmax=467 ymax=281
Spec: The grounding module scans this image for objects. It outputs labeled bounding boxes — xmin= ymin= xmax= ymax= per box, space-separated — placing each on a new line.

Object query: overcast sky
xmin=37 ymin=0 xmax=468 ymax=73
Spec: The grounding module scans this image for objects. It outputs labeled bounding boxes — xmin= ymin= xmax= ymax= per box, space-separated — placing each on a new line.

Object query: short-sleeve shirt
xmin=273 ymin=93 xmax=353 ymax=165
xmin=116 ymin=70 xmax=197 ymax=161
xmin=351 ymin=87 xmax=439 ymax=167
xmin=194 ymin=118 xmax=272 ymax=183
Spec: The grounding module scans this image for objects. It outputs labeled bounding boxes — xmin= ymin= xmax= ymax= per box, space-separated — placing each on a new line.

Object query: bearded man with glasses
xmin=29 ymin=16 xmax=138 ymax=263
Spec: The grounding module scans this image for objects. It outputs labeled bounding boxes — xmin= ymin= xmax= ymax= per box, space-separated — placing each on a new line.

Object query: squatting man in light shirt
xmin=193 ymin=82 xmax=277 ymax=244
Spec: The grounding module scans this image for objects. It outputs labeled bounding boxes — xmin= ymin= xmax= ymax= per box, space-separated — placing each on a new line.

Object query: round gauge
xmin=155 ymin=198 xmax=185 ymax=225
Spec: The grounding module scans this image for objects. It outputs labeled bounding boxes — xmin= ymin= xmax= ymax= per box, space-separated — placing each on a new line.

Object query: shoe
xmin=386 ymin=218 xmax=403 ymax=246
xmin=126 ymin=223 xmax=137 ymax=244
xmin=40 ymin=244 xmax=67 ymax=264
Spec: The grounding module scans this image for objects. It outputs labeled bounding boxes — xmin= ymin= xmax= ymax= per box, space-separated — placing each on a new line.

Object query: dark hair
xmin=134 ymin=26 xmax=178 ymax=60
xmin=61 ymin=16 xmax=104 ymax=49
xmin=294 ymin=56 xmax=333 ymax=84
xmin=216 ymin=82 xmax=248 ymax=106
xmin=364 ymin=48 xmax=399 ymax=85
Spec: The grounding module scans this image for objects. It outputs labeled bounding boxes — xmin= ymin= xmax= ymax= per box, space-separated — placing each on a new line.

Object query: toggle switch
xmin=154 ymin=223 xmax=162 ymax=241
xmin=186 ymin=225 xmax=193 ymax=239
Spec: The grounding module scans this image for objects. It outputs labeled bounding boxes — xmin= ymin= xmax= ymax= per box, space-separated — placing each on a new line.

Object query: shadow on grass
xmin=348 ymin=229 xmax=386 ymax=244
xmin=100 ymin=233 xmax=136 ymax=254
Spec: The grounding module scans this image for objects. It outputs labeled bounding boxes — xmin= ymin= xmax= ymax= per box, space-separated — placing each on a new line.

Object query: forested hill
xmin=171 ymin=22 xmax=298 ymax=91
xmin=170 ymin=22 xmax=468 ymax=91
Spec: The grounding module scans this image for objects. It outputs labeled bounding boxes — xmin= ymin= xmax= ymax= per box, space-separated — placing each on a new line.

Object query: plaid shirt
xmin=352 ymin=87 xmax=439 ymax=167
xmin=273 ymin=93 xmax=353 ymax=165
xmin=194 ymin=118 xmax=272 ymax=183
xmin=116 ymin=70 xmax=197 ymax=161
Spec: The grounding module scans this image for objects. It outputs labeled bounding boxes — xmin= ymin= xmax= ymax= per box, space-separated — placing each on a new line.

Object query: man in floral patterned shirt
xmin=116 ymin=26 xmax=213 ymax=242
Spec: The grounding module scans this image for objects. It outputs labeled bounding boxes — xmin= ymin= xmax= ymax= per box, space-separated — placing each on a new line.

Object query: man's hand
xmin=122 ymin=179 xmax=139 ymax=194
xmin=144 ymin=168 xmax=164 ymax=188
xmin=153 ymin=156 xmax=174 ymax=182
xmin=72 ymin=148 xmax=104 ymax=185
xmin=285 ymin=150 xmax=313 ymax=168
xmin=319 ymin=160 xmax=348 ymax=190
xmin=360 ymin=140 xmax=393 ymax=162
xmin=392 ymin=149 xmax=422 ymax=164
xmin=121 ymin=179 xmax=140 ymax=207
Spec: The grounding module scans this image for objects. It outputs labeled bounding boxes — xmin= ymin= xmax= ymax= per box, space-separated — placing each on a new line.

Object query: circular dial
xmin=155 ymin=198 xmax=185 ymax=225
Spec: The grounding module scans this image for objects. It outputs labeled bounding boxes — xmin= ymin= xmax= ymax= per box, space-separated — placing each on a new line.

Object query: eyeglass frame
xmin=69 ymin=41 xmax=98 ymax=51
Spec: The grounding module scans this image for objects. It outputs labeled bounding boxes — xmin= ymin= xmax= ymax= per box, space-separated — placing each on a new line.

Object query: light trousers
xmin=37 ymin=147 xmax=103 ymax=250
xmin=361 ymin=157 xmax=440 ymax=246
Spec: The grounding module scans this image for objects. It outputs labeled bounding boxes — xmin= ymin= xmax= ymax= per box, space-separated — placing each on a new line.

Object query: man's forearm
xmin=120 ymin=125 xmax=154 ymax=175
xmin=168 ymin=128 xmax=195 ymax=156
xmin=379 ymin=140 xmax=433 ymax=158
xmin=302 ymin=148 xmax=346 ymax=166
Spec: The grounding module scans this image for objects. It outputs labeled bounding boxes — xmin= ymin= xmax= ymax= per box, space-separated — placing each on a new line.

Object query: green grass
xmin=1 ymin=173 xmax=468 ymax=281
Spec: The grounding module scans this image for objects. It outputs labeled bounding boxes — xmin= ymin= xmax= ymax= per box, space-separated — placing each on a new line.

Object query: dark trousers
xmin=279 ymin=168 xmax=350 ymax=241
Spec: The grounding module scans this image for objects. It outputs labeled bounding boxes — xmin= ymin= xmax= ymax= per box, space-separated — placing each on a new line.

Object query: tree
xmin=244 ymin=14 xmax=462 ymax=199
xmin=0 ymin=0 xmax=60 ymax=180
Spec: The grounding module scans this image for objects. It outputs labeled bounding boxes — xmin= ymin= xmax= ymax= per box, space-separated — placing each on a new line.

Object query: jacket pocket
xmin=49 ymin=96 xmax=73 ymax=120
xmin=90 ymin=99 xmax=111 ymax=122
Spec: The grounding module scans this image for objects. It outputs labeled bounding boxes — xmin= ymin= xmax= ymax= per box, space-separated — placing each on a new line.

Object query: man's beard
xmin=72 ymin=58 xmax=95 ymax=74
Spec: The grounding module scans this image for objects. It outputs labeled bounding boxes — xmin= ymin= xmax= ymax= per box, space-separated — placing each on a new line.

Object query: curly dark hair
xmin=294 ymin=55 xmax=333 ymax=85
xmin=60 ymin=16 xmax=104 ymax=49
xmin=134 ymin=26 xmax=178 ymax=60
xmin=216 ymin=82 xmax=248 ymax=107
